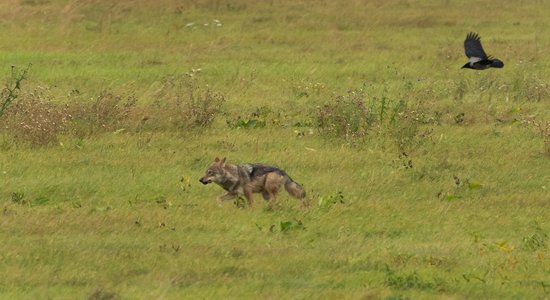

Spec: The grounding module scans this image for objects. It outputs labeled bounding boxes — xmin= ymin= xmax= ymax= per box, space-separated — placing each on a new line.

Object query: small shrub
xmin=226 ymin=117 xmax=266 ymax=129
xmin=315 ymin=88 xmax=375 ymax=139
xmin=11 ymin=192 xmax=25 ymax=204
xmin=1 ymin=87 xmax=71 ymax=146
xmin=280 ymin=219 xmax=305 ymax=232
xmin=389 ymin=104 xmax=438 ymax=153
xmin=226 ymin=107 xmax=270 ymax=129
xmin=152 ymin=74 xmax=226 ymax=129
xmin=392 ymin=152 xmax=413 ymax=170
xmin=0 ymin=65 xmax=29 ymax=118
xmin=317 ymin=191 xmax=345 ymax=209
xmin=10 ymin=192 xmax=49 ymax=206
xmin=90 ymin=91 xmax=136 ymax=130
xmin=385 ymin=267 xmax=445 ymax=291
xmin=314 ymin=86 xmax=424 ymax=147
xmin=313 ymin=85 xmax=439 ymax=155
xmin=69 ymin=90 xmax=136 ymax=136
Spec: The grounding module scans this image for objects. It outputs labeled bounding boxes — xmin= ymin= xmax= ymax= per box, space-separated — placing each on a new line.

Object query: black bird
xmin=462 ymin=32 xmax=504 ymax=70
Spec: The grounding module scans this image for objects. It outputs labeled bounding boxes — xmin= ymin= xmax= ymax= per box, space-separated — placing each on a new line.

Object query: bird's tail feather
xmin=491 ymin=60 xmax=504 ymax=68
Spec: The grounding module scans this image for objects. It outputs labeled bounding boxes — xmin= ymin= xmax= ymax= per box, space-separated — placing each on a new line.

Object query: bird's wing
xmin=468 ymin=57 xmax=483 ymax=64
xmin=464 ymin=32 xmax=488 ymax=59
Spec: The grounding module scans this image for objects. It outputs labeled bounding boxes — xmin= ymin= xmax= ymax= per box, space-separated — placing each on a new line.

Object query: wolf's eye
xmin=207 ymin=170 xmax=213 ymax=175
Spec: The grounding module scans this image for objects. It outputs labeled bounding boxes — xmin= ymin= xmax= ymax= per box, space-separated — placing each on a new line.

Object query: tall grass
xmin=0 ymin=71 xmax=227 ymax=145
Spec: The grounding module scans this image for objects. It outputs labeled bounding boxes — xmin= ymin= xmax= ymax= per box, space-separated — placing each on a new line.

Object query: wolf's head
xmin=199 ymin=157 xmax=227 ymax=185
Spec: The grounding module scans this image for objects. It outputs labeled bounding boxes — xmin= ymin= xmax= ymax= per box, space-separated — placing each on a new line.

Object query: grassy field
xmin=1 ymin=0 xmax=549 ymax=299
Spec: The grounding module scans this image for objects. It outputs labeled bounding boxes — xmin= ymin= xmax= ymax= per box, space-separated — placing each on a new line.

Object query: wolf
xmin=199 ymin=157 xmax=306 ymax=207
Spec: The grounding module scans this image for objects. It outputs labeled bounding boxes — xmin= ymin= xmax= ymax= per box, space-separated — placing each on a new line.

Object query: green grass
xmin=1 ymin=0 xmax=549 ymax=299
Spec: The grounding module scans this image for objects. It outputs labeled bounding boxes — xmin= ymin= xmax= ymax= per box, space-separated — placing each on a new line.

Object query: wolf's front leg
xmin=217 ymin=192 xmax=237 ymax=206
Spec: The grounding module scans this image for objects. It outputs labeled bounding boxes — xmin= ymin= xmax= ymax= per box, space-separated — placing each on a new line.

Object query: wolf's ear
xmin=221 ymin=157 xmax=226 ymax=166
xmin=214 ymin=157 xmax=220 ymax=162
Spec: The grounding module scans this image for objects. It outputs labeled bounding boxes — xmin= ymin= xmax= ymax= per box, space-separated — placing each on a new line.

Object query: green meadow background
xmin=1 ymin=0 xmax=549 ymax=299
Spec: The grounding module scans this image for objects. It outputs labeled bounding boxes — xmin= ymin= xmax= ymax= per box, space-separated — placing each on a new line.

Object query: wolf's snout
xmin=199 ymin=177 xmax=210 ymax=185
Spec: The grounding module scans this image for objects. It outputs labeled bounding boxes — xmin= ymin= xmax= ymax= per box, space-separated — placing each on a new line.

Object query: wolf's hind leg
xmin=267 ymin=189 xmax=278 ymax=210
xmin=243 ymin=188 xmax=254 ymax=207
xmin=264 ymin=192 xmax=278 ymax=211
xmin=265 ymin=174 xmax=283 ymax=210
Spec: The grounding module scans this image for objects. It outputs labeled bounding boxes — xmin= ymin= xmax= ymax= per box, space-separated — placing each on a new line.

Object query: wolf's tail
xmin=284 ymin=177 xmax=306 ymax=199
